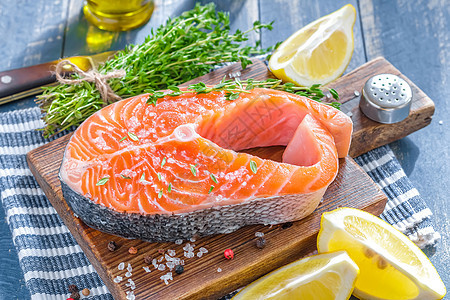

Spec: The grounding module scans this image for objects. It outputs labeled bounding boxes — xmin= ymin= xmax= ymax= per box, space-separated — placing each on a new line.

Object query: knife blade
xmin=0 ymin=51 xmax=116 ymax=105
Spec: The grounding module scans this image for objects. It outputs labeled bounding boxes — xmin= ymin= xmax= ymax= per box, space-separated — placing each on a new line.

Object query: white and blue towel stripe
xmin=0 ymin=106 xmax=439 ymax=299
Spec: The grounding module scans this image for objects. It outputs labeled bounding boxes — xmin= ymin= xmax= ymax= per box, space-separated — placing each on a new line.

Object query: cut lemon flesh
xmin=232 ymin=251 xmax=359 ymax=300
xmin=269 ymin=4 xmax=356 ymax=87
xmin=317 ymin=207 xmax=447 ymax=300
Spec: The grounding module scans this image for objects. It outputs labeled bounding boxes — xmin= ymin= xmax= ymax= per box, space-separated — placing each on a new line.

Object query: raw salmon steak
xmin=60 ymin=88 xmax=352 ymax=241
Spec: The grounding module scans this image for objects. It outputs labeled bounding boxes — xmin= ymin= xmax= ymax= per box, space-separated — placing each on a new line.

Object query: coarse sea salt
xmin=126 ymin=278 xmax=136 ymax=290
xmin=143 ymin=266 xmax=151 ymax=273
xmin=158 ymin=264 xmax=166 ymax=271
xmin=175 ymin=239 xmax=183 ymax=245
xmin=158 ymin=256 xmax=164 ymax=263
xmin=183 ymin=243 xmax=194 ymax=252
xmin=184 ymin=251 xmax=194 ymax=258
xmin=118 ymin=262 xmax=125 ymax=270
xmin=190 ymin=237 xmax=196 ymax=242
xmin=125 ymin=271 xmax=132 ymax=278
xmin=160 ymin=272 xmax=173 ymax=285
xmin=126 ymin=291 xmax=135 ymax=300
xmin=255 ymin=232 xmax=264 ymax=237
xmin=171 ymin=257 xmax=181 ymax=265
xmin=197 ymin=252 xmax=203 ymax=258
xmin=152 ymin=258 xmax=159 ymax=269
xmin=217 ymin=267 xmax=222 ymax=273
xmin=166 ymin=261 xmax=175 ymax=270
xmin=199 ymin=247 xmax=208 ymax=253
xmin=127 ymin=263 xmax=133 ymax=272
xmin=113 ymin=276 xmax=123 ymax=283
xmin=168 ymin=249 xmax=176 ymax=257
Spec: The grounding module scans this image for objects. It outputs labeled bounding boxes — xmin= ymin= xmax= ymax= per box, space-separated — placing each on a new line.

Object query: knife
xmin=0 ymin=51 xmax=116 ymax=105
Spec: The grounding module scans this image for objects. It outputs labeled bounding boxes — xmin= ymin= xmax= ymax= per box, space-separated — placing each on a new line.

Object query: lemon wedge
xmin=268 ymin=4 xmax=356 ymax=87
xmin=232 ymin=251 xmax=359 ymax=300
xmin=317 ymin=207 xmax=446 ymax=300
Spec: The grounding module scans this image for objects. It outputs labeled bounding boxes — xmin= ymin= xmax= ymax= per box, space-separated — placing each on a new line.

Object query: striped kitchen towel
xmin=0 ymin=106 xmax=440 ymax=299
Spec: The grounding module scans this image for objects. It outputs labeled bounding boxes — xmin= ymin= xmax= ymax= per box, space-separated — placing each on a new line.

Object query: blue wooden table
xmin=0 ymin=0 xmax=448 ymax=299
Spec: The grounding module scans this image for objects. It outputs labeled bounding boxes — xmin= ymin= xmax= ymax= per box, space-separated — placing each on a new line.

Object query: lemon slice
xmin=232 ymin=251 xmax=359 ymax=300
xmin=317 ymin=207 xmax=446 ymax=300
xmin=268 ymin=4 xmax=356 ymax=87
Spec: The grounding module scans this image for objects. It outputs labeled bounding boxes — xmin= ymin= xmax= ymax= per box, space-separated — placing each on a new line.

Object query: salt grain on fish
xmin=199 ymin=247 xmax=208 ymax=253
xmin=175 ymin=239 xmax=183 ymax=245
xmin=125 ymin=271 xmax=132 ymax=278
xmin=113 ymin=276 xmax=123 ymax=283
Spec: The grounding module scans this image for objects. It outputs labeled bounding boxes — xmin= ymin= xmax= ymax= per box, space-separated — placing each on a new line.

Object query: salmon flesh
xmin=60 ymin=88 xmax=352 ymax=242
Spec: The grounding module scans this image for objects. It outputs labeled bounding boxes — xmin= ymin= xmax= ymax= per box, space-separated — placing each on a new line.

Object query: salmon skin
xmin=60 ymin=88 xmax=352 ymax=242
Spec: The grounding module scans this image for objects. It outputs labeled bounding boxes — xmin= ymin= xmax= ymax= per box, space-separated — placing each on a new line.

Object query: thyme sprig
xmin=147 ymin=78 xmax=340 ymax=109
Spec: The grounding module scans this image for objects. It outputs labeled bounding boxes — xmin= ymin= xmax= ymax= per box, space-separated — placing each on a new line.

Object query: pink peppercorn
xmin=224 ymin=248 xmax=234 ymax=259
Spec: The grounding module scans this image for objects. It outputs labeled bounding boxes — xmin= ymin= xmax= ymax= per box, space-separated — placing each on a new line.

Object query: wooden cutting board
xmin=27 ymin=57 xmax=433 ymax=300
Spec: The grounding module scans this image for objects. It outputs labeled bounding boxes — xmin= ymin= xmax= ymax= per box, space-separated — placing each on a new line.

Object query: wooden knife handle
xmin=0 ymin=62 xmax=58 ymax=99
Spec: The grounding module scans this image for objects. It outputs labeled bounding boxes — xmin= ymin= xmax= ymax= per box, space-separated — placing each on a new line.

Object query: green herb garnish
xmin=119 ymin=136 xmax=127 ymax=142
xmin=161 ymin=157 xmax=167 ymax=167
xmin=210 ymin=173 xmax=218 ymax=184
xmin=208 ymin=185 xmax=214 ymax=194
xmin=127 ymin=132 xmax=139 ymax=141
xmin=120 ymin=174 xmax=131 ymax=179
xmin=168 ymin=183 xmax=172 ymax=193
xmin=157 ymin=173 xmax=162 ymax=181
xmin=158 ymin=190 xmax=163 ymax=198
xmin=140 ymin=173 xmax=145 ymax=182
xmin=190 ymin=164 xmax=197 ymax=177
xmin=96 ymin=177 xmax=110 ymax=186
xmin=37 ymin=3 xmax=274 ymax=137
xmin=250 ymin=160 xmax=258 ymax=174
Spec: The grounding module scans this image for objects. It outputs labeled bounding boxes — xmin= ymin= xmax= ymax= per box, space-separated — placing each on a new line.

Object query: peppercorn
xmin=82 ymin=288 xmax=90 ymax=296
xmin=128 ymin=246 xmax=138 ymax=255
xmin=70 ymin=291 xmax=80 ymax=300
xmin=175 ymin=264 xmax=184 ymax=274
xmin=144 ymin=255 xmax=153 ymax=265
xmin=107 ymin=241 xmax=117 ymax=251
xmin=68 ymin=284 xmax=78 ymax=293
xmin=255 ymin=237 xmax=266 ymax=249
xmin=281 ymin=222 xmax=293 ymax=229
xmin=224 ymin=248 xmax=234 ymax=259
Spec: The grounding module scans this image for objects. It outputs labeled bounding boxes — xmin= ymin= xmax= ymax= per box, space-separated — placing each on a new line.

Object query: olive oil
xmin=83 ymin=0 xmax=154 ymax=31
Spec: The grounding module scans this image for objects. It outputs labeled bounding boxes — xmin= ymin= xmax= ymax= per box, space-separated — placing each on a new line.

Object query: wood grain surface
xmin=26 ymin=55 xmax=435 ymax=299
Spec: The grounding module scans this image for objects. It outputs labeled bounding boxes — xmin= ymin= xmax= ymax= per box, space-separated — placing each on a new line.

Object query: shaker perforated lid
xmin=359 ymin=74 xmax=412 ymax=124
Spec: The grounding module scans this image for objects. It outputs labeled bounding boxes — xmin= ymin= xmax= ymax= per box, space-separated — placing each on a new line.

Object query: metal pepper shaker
xmin=359 ymin=74 xmax=412 ymax=124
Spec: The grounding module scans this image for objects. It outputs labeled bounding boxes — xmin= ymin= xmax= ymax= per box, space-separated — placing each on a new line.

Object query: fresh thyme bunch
xmin=37 ymin=3 xmax=274 ymax=137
